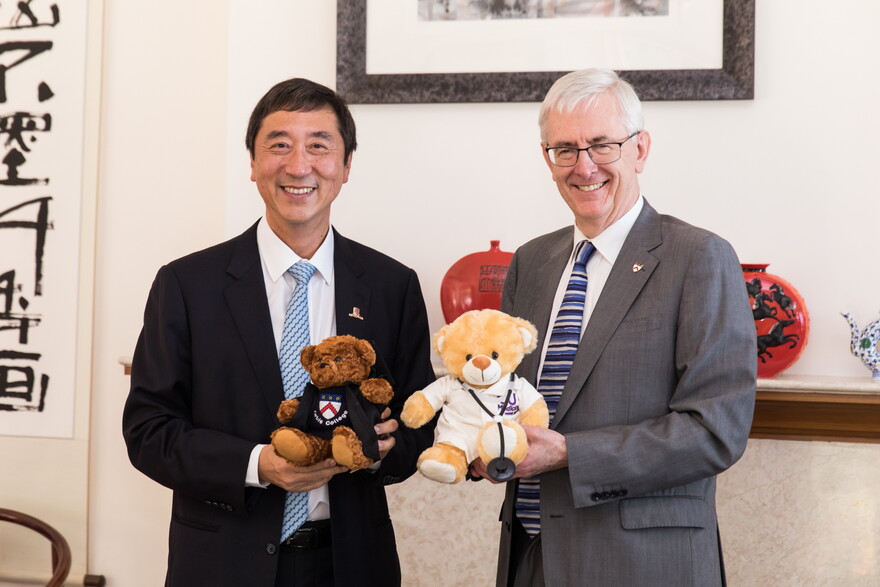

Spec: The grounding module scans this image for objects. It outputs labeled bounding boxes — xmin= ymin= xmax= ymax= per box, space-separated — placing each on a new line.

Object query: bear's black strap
xmin=463 ymin=374 xmax=515 ymax=458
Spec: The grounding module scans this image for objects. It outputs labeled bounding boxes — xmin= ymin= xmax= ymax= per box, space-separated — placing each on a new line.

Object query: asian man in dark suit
xmin=122 ymin=78 xmax=435 ymax=587
xmin=470 ymin=68 xmax=757 ymax=586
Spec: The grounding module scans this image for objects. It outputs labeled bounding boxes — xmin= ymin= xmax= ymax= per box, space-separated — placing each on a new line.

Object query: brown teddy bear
xmin=401 ymin=309 xmax=549 ymax=484
xmin=270 ymin=335 xmax=393 ymax=472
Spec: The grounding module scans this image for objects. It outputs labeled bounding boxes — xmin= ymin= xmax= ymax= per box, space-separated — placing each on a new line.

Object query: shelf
xmin=752 ymin=375 xmax=880 ymax=443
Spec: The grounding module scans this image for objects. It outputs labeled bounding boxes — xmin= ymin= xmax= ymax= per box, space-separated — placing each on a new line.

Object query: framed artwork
xmin=337 ymin=0 xmax=754 ymax=103
xmin=0 ymin=0 xmax=94 ymax=438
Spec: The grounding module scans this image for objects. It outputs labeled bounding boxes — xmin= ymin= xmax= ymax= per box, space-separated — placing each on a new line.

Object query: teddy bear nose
xmin=471 ymin=356 xmax=491 ymax=370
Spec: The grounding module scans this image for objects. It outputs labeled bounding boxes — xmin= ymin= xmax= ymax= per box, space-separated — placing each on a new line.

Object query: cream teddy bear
xmin=401 ymin=309 xmax=549 ymax=483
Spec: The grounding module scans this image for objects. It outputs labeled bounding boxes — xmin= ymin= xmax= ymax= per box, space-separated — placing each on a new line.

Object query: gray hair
xmin=538 ymin=68 xmax=644 ymax=141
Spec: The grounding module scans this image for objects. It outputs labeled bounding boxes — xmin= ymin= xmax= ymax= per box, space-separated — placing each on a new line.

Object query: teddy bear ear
xmin=300 ymin=345 xmax=316 ymax=368
xmin=433 ymin=327 xmax=448 ymax=354
xmin=355 ymin=338 xmax=377 ymax=366
xmin=514 ymin=318 xmax=539 ymax=354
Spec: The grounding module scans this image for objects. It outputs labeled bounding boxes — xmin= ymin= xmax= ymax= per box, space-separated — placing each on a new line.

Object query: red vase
xmin=742 ymin=264 xmax=810 ymax=378
xmin=440 ymin=241 xmax=514 ymax=324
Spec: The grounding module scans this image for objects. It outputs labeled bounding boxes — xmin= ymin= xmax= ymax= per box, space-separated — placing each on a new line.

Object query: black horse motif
xmin=756 ymin=319 xmax=800 ymax=363
xmin=769 ymin=283 xmax=796 ymax=318
xmin=745 ymin=278 xmax=762 ymax=298
xmin=752 ymin=292 xmax=778 ymax=321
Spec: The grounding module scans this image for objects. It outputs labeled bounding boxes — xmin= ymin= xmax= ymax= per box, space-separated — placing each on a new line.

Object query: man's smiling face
xmin=250 ymin=107 xmax=351 ymax=244
xmin=541 ymin=93 xmax=650 ymax=238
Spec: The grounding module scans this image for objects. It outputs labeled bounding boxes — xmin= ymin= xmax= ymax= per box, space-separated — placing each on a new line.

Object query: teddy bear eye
xmin=466 ymin=354 xmax=473 ymax=361
xmin=492 ymin=352 xmax=499 ymax=359
xmin=334 ymin=356 xmax=342 ymax=362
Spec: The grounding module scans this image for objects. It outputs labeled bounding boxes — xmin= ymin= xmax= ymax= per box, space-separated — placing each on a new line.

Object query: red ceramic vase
xmin=742 ymin=264 xmax=810 ymax=378
xmin=440 ymin=241 xmax=514 ymax=324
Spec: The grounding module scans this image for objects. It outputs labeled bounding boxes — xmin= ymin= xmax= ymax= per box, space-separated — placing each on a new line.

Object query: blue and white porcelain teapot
xmin=842 ymin=312 xmax=880 ymax=382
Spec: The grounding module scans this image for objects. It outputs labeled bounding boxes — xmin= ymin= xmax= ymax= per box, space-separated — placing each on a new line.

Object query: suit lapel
xmin=332 ymin=230 xmax=372 ymax=340
xmin=517 ymin=231 xmax=573 ymax=383
xmin=552 ymin=202 xmax=663 ymax=427
xmin=223 ymin=223 xmax=285 ymax=413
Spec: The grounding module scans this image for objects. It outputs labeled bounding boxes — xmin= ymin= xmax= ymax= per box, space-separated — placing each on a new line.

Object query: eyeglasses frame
xmin=544 ymin=131 xmax=641 ymax=167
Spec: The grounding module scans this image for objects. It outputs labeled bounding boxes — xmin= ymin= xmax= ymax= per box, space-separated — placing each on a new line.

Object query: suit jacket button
xmin=619 ymin=490 xmax=628 ymax=497
xmin=266 ymin=543 xmax=277 ymax=555
xmin=599 ymin=492 xmax=610 ymax=500
xmin=591 ymin=492 xmax=601 ymax=502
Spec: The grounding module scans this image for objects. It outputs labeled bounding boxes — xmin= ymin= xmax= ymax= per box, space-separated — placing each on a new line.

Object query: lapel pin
xmin=348 ymin=307 xmax=364 ymax=320
xmin=632 ymin=263 xmax=644 ymax=273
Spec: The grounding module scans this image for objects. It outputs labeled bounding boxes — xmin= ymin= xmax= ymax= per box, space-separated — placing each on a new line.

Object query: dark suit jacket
xmin=122 ymin=223 xmax=435 ymax=587
xmin=496 ymin=201 xmax=756 ymax=586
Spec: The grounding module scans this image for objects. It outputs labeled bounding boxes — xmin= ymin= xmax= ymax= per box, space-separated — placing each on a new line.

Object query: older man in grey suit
xmin=471 ymin=69 xmax=757 ymax=586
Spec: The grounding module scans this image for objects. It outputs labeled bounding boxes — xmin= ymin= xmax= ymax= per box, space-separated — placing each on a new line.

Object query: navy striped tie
xmin=515 ymin=240 xmax=595 ymax=536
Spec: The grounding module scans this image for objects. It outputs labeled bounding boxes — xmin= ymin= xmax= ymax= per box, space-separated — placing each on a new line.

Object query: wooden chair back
xmin=0 ymin=508 xmax=71 ymax=587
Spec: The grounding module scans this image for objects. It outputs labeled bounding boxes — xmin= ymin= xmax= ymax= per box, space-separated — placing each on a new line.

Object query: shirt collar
xmin=257 ymin=217 xmax=334 ymax=286
xmin=572 ymin=195 xmax=644 ymax=265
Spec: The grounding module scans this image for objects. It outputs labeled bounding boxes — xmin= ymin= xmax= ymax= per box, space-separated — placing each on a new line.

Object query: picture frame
xmin=336 ymin=0 xmax=754 ymax=103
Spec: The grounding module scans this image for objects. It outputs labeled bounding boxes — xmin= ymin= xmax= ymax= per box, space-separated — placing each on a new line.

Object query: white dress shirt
xmin=245 ymin=216 xmax=336 ymax=520
xmin=537 ymin=196 xmax=644 ymax=376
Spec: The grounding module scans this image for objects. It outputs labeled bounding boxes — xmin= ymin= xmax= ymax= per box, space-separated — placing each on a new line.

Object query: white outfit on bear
xmin=419 ymin=374 xmax=542 ymax=462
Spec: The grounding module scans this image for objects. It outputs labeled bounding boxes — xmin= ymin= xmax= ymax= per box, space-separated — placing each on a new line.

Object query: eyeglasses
xmin=544 ymin=132 xmax=640 ymax=167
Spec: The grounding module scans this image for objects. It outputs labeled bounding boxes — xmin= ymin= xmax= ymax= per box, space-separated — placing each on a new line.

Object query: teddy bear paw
xmin=358 ymin=378 xmax=393 ymax=405
xmin=271 ymin=427 xmax=330 ymax=466
xmin=477 ymin=420 xmax=529 ymax=465
xmin=331 ymin=426 xmax=375 ymax=472
xmin=417 ymin=444 xmax=467 ymax=484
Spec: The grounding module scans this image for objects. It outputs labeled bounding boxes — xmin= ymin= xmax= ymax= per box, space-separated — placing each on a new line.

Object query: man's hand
xmin=468 ymin=426 xmax=568 ymax=483
xmin=258 ymin=445 xmax=346 ymax=492
xmin=515 ymin=426 xmax=568 ymax=477
xmin=375 ymin=407 xmax=398 ymax=460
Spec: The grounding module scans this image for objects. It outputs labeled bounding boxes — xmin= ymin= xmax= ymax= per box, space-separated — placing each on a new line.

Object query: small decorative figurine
xmin=841 ymin=312 xmax=880 ymax=382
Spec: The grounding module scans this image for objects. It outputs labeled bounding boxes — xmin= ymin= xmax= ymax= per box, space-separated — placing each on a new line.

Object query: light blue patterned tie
xmin=516 ymin=240 xmax=595 ymax=537
xmin=279 ymin=261 xmax=317 ymax=542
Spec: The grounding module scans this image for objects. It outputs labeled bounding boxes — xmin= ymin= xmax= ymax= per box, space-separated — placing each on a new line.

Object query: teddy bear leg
xmin=417 ymin=443 xmax=468 ymax=484
xmin=477 ymin=420 xmax=529 ymax=466
xmin=271 ymin=427 xmax=331 ymax=466
xmin=331 ymin=426 xmax=375 ymax=472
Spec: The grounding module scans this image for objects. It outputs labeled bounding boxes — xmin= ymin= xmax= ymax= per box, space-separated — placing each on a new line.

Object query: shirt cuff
xmin=246 ymin=444 xmax=270 ymax=488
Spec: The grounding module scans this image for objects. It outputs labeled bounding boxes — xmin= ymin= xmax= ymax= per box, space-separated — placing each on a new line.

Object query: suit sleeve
xmin=122 ymin=265 xmax=256 ymax=512
xmin=564 ymin=234 xmax=757 ymax=507
xmin=374 ymin=268 xmax=436 ymax=485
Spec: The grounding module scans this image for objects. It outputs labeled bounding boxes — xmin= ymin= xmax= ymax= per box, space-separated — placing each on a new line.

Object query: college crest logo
xmin=318 ymin=392 xmax=343 ymax=421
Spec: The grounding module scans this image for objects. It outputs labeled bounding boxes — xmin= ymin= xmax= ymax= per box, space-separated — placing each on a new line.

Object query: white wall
xmin=89 ymin=1 xmax=227 ymax=584
xmin=86 ymin=1 xmax=880 ymax=585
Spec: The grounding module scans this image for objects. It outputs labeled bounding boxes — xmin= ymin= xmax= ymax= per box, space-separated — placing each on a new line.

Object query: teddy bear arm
xmin=276 ymin=398 xmax=300 ymax=424
xmin=358 ymin=378 xmax=394 ymax=405
xmin=518 ymin=396 xmax=550 ymax=428
xmin=400 ymin=391 xmax=436 ymax=429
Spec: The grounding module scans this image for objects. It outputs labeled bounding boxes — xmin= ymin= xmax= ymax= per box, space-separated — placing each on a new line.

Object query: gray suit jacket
xmin=496 ymin=201 xmax=756 ymax=586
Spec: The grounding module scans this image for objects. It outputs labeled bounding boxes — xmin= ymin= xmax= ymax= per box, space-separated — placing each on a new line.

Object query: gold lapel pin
xmin=632 ymin=263 xmax=644 ymax=273
xmin=348 ymin=307 xmax=364 ymax=320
